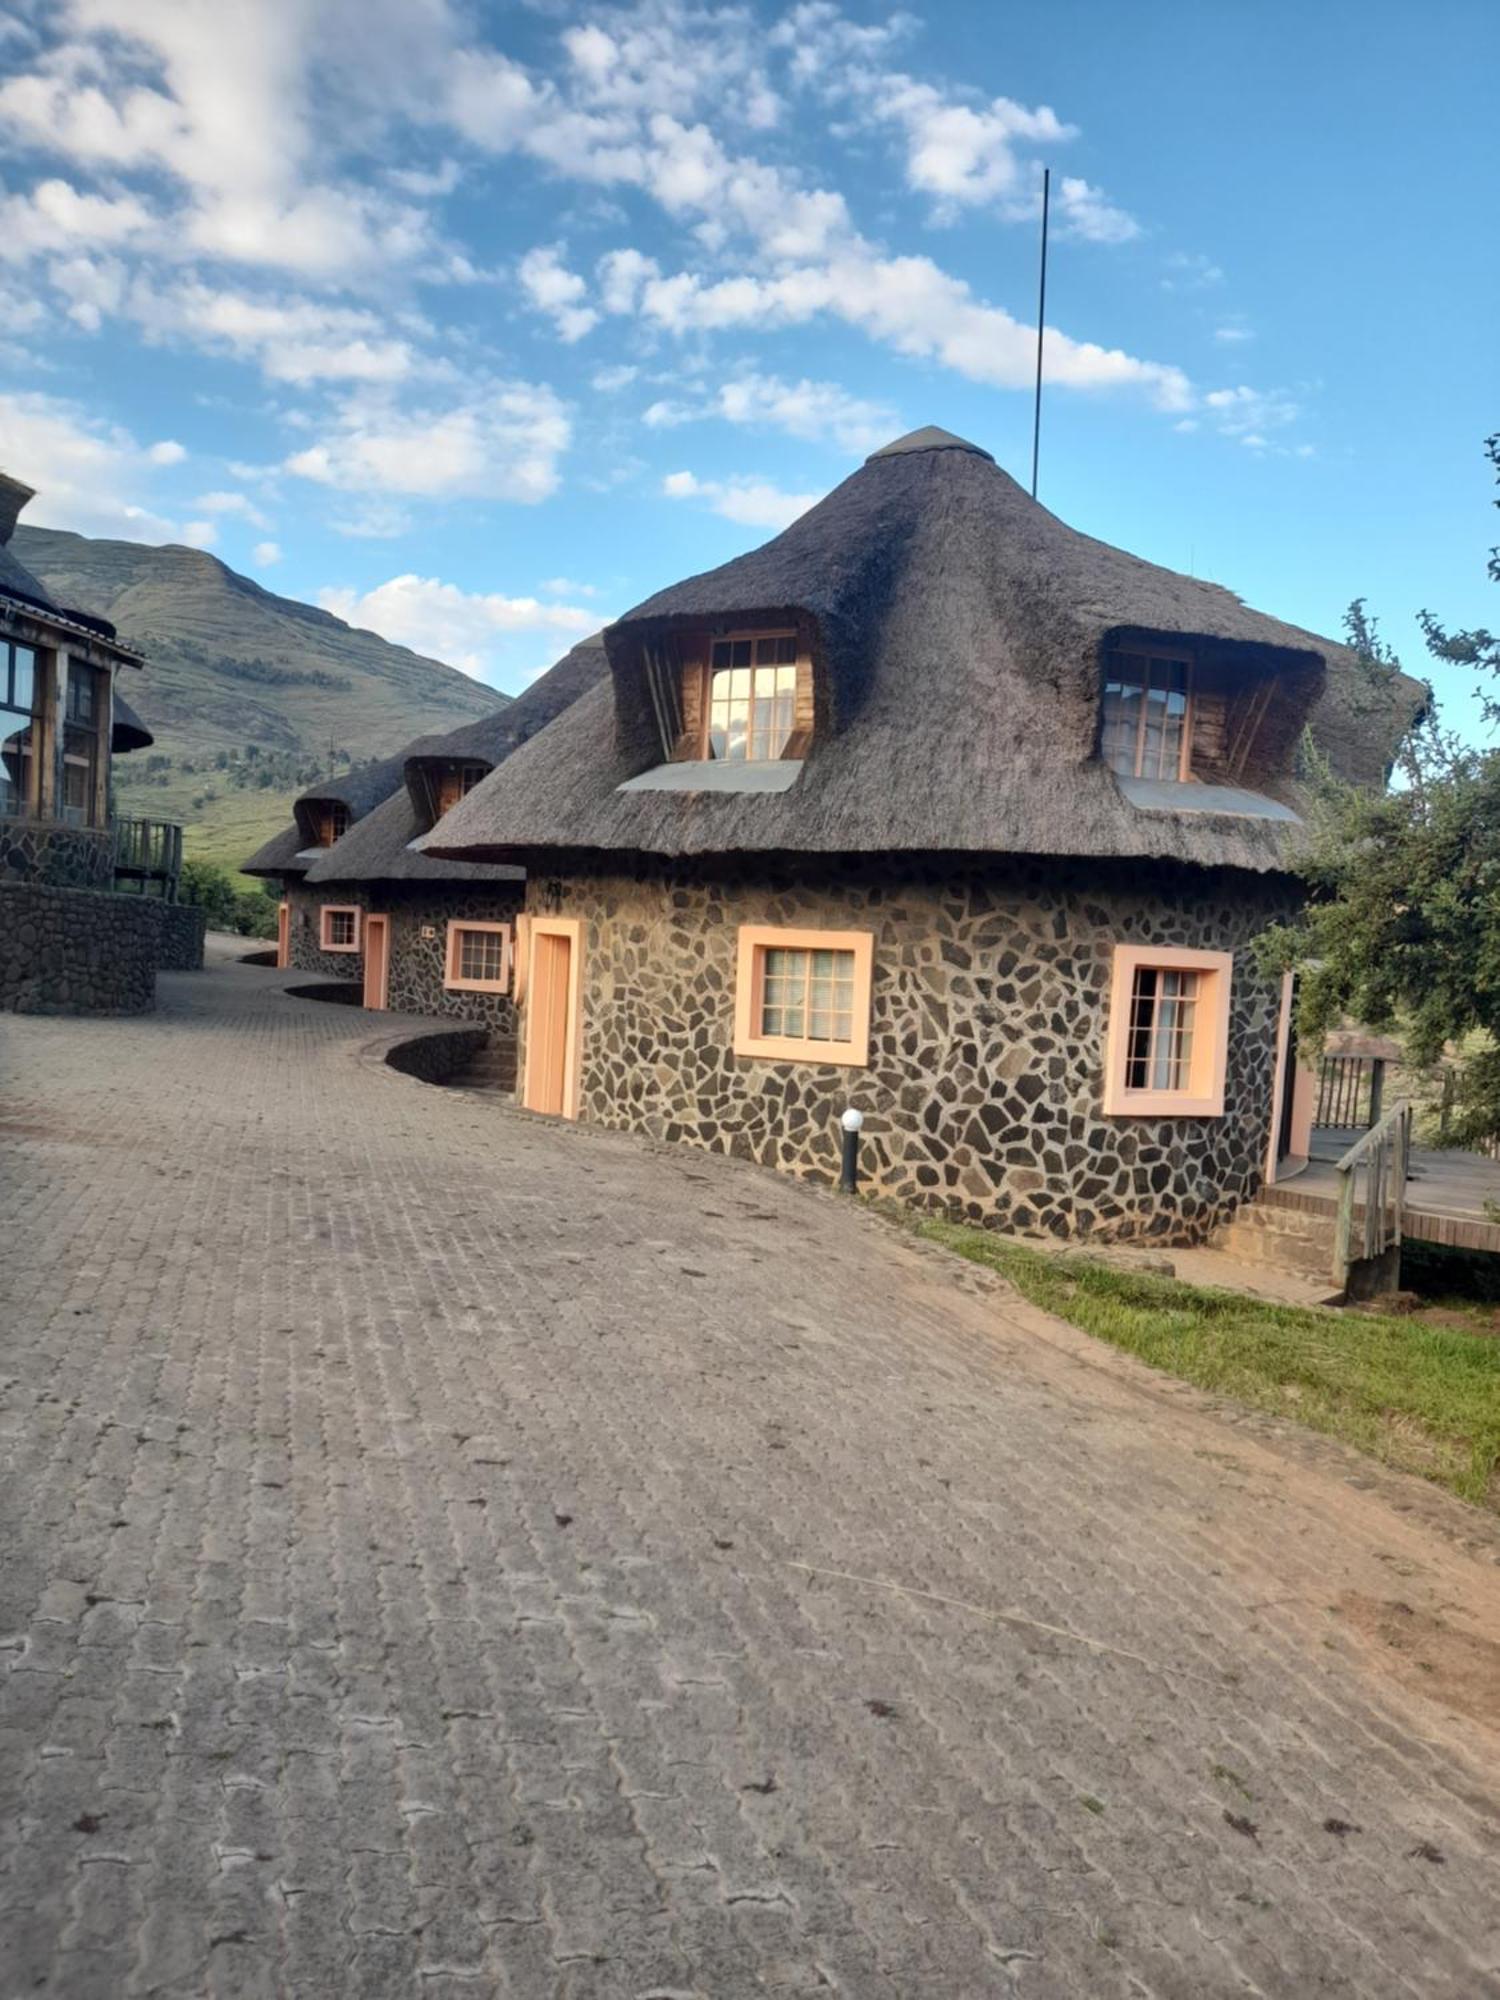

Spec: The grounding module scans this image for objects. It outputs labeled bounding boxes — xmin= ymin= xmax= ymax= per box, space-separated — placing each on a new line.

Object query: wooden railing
xmin=1333 ymin=1100 xmax=1412 ymax=1292
xmin=1316 ymin=1053 xmax=1386 ymax=1130
xmin=113 ymin=814 xmax=183 ymax=884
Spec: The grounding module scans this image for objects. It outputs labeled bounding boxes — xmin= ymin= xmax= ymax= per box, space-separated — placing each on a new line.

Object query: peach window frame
xmin=732 ymin=924 xmax=875 ymax=1069
xmin=1103 ymin=943 xmax=1233 ymax=1118
xmin=443 ymin=919 xmax=512 ymax=994
xmin=319 ymin=903 xmax=362 ymax=954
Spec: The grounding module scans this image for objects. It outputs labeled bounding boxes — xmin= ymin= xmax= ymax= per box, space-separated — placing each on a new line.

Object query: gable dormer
xmin=294 ymin=796 xmax=349 ymax=849
xmin=408 ymin=757 xmax=491 ymax=828
xmin=1096 ymin=630 xmax=1325 ymax=805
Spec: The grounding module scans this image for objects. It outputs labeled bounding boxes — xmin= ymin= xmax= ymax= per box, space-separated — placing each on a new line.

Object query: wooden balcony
xmin=113 ymin=814 xmax=183 ymax=896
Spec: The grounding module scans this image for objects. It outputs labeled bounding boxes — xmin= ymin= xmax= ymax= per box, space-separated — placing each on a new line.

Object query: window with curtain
xmin=707 ymin=633 xmax=798 ymax=762
xmin=1101 ymin=651 xmax=1192 ymax=780
xmin=0 ymin=641 xmax=38 ymax=819
xmin=1125 ymin=965 xmax=1201 ymax=1092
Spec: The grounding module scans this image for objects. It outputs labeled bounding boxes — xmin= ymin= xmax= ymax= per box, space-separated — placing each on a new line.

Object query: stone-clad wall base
xmin=157 ymin=902 xmax=207 ymax=970
xmin=0 ymin=818 xmax=114 ymax=890
xmin=527 ymin=856 xmax=1298 ymax=1244
xmin=382 ymin=886 xmax=524 ymax=1030
xmin=287 ymin=884 xmax=369 ymax=980
xmin=0 ymin=882 xmax=162 ymax=1014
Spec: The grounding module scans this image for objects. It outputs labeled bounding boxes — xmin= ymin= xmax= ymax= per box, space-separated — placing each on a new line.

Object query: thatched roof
xmin=111 ymin=690 xmax=153 ymax=752
xmin=303 ymin=634 xmax=607 ymax=886
xmin=241 ymin=821 xmax=312 ymax=880
xmin=420 ymin=428 xmax=1424 ymax=876
xmin=0 ymin=472 xmax=143 ymax=661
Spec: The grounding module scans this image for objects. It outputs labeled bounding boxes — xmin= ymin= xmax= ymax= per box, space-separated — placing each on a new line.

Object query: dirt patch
xmin=1338 ymin=1591 xmax=1500 ymax=1734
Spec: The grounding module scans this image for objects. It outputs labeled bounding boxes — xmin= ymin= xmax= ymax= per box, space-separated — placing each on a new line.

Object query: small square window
xmin=1103 ymin=945 xmax=1232 ymax=1117
xmin=443 ymin=920 xmax=511 ymax=992
xmin=320 ymin=904 xmax=361 ymax=952
xmin=734 ymin=925 xmax=874 ymax=1067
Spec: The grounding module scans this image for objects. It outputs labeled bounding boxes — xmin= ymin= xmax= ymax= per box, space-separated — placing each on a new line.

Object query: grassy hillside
xmin=16 ymin=524 xmax=507 ymax=883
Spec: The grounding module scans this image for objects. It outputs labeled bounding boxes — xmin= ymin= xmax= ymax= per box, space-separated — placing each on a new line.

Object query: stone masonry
xmin=383 ymin=885 xmax=524 ymax=1031
xmin=0 ymin=816 xmax=113 ymax=890
xmin=286 ymin=883 xmax=368 ymax=983
xmin=2 ymin=947 xmax=1498 ymax=1997
xmin=0 ymin=881 xmax=162 ymax=1013
xmin=525 ymin=855 xmax=1297 ymax=1244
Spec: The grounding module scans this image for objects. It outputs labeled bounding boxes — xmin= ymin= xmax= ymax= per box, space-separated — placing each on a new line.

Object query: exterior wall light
xmin=839 ymin=1105 xmax=864 ymax=1193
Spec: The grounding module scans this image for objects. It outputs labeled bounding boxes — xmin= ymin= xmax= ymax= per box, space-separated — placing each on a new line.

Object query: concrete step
xmin=451 ymin=1035 xmax=517 ymax=1092
xmin=1214 ymin=1201 xmax=1337 ymax=1282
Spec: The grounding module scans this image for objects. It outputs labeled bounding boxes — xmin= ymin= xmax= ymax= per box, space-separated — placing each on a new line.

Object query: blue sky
xmin=0 ymin=0 xmax=1494 ymax=730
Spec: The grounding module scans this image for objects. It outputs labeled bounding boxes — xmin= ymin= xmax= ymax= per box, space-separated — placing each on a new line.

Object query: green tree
xmin=179 ymin=860 xmax=278 ymax=939
xmin=1263 ymin=435 xmax=1500 ymax=1142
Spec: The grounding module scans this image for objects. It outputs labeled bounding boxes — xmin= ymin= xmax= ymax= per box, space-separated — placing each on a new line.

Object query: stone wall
xmin=0 ymin=882 xmax=162 ymax=1014
xmin=0 ymin=817 xmax=113 ymax=891
xmin=287 ymin=884 xmax=367 ymax=983
xmin=522 ymin=857 xmax=1298 ymax=1243
xmin=157 ymin=902 xmax=207 ymax=970
xmin=383 ymin=886 xmax=524 ymax=1030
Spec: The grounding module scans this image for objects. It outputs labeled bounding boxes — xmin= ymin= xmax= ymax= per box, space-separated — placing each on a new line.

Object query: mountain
xmin=15 ymin=524 xmax=507 ymax=878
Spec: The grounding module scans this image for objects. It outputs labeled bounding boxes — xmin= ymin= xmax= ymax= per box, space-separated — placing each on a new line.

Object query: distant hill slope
xmin=15 ymin=524 xmax=508 ymax=882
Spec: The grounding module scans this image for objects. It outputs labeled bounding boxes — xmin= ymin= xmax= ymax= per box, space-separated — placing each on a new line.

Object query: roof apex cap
xmin=864 ymin=425 xmax=994 ymax=464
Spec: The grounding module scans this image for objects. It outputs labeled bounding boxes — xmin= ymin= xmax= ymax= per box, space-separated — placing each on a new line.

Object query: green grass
xmin=915 ymin=1221 xmax=1500 ymax=1509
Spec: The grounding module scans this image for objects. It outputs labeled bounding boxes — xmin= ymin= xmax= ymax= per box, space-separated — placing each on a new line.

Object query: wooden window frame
xmin=443 ymin=919 xmax=512 ymax=993
xmin=733 ymin=924 xmax=874 ymax=1068
xmin=1101 ymin=647 xmax=1195 ymax=782
xmin=311 ymin=801 xmax=350 ymax=847
xmin=319 ymin=903 xmax=362 ymax=954
xmin=435 ymin=764 xmax=488 ymax=817
xmin=1103 ymin=943 xmax=1232 ymax=1117
xmin=693 ymin=629 xmax=809 ymax=764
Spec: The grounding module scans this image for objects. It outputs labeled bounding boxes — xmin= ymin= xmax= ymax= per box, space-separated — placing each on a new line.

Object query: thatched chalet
xmin=419 ymin=426 xmax=1422 ymax=1240
xmin=244 ymin=636 xmax=607 ymax=1032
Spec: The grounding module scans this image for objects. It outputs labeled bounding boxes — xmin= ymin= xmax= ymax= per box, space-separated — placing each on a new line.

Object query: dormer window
xmin=436 ymin=764 xmax=487 ymax=815
xmin=707 ymin=633 xmax=798 ymax=762
xmin=312 ymin=801 xmax=349 ymax=846
xmin=1101 ymin=649 xmax=1193 ymax=781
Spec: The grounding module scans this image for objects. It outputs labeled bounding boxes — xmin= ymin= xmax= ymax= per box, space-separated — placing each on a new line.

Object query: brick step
xmin=1214 ymin=1200 xmax=1337 ymax=1281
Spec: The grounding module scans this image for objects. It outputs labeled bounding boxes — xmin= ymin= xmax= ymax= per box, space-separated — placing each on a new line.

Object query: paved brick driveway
xmin=3 ymin=943 xmax=1499 ymax=1998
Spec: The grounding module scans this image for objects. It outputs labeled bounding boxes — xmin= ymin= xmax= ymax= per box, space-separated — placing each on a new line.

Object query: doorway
xmin=523 ymin=918 xmax=582 ymax=1117
xmin=363 ymin=913 xmax=390 ymax=1011
xmin=276 ymin=901 xmax=290 ymax=969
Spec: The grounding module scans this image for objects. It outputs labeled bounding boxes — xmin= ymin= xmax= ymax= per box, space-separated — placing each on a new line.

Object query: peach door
xmin=362 ymin=914 xmax=390 ymax=1010
xmin=525 ymin=930 xmax=573 ymax=1115
xmin=276 ymin=901 xmax=290 ymax=969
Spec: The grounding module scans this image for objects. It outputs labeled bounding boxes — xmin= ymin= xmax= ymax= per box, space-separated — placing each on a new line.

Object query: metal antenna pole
xmin=1030 ymin=167 xmax=1050 ymax=501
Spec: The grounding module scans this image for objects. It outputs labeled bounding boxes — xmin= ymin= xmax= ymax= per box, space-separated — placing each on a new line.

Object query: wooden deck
xmin=1270 ymin=1129 xmax=1500 ymax=1254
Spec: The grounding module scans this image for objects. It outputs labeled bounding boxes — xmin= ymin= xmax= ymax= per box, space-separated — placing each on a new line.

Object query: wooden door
xmin=523 ymin=923 xmax=580 ymax=1116
xmin=276 ymin=901 xmax=290 ymax=969
xmin=363 ymin=914 xmax=390 ymax=1011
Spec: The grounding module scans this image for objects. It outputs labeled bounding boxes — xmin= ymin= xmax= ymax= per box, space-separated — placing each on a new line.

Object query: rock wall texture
xmin=157 ymin=902 xmax=207 ymax=971
xmin=287 ymin=885 xmax=368 ymax=983
xmin=383 ymin=887 xmax=523 ymax=1031
xmin=382 ymin=1024 xmax=489 ymax=1084
xmin=521 ymin=857 xmax=1298 ymax=1243
xmin=287 ymin=883 xmax=523 ymax=1032
xmin=0 ymin=817 xmax=113 ymax=891
xmin=0 ymin=882 xmax=161 ymax=1014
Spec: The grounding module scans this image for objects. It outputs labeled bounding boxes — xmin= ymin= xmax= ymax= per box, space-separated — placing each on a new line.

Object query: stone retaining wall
xmin=157 ymin=902 xmax=207 ymax=970
xmin=0 ymin=817 xmax=113 ymax=890
xmin=382 ymin=1024 xmax=488 ymax=1084
xmin=523 ymin=856 xmax=1298 ymax=1243
xmin=0 ymin=882 xmax=162 ymax=1014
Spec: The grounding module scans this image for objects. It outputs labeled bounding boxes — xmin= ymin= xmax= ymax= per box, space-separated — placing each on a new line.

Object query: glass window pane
xmin=12 ymin=648 xmax=34 ymax=713
xmin=712 ymin=641 xmax=732 ymax=668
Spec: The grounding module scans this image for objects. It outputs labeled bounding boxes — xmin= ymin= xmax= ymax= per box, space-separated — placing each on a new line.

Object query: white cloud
xmin=591 ymin=362 xmax=638 ymax=392
xmin=1214 ymin=322 xmax=1255 ymax=344
xmin=713 ymin=374 xmax=897 ymax=453
xmin=1163 ymin=252 xmax=1225 ymax=292
xmin=193 ymin=488 xmax=271 ymax=528
xmin=132 ymin=281 xmax=418 ymax=385
xmin=1203 ymin=383 xmax=1301 ymax=449
xmin=1055 ymin=176 xmax=1140 ymax=246
xmin=179 ymin=519 xmax=217 ymax=548
xmin=0 ymin=179 xmax=154 ymax=262
xmin=285 ymin=382 xmax=570 ymax=502
xmin=147 ymin=438 xmax=186 ymax=465
xmin=253 ymin=539 xmax=282 ymax=566
xmin=541 ymin=576 xmax=598 ymax=597
xmin=0 ymin=390 xmax=200 ymax=540
xmin=663 ymin=469 xmax=822 ymax=529
xmin=317 ymin=574 xmax=599 ymax=677
xmin=518 ymin=244 xmax=598 ymax=342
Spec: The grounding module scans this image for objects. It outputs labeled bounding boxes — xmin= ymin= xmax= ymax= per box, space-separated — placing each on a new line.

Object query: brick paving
xmin=3 ymin=941 xmax=1499 ymax=1998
